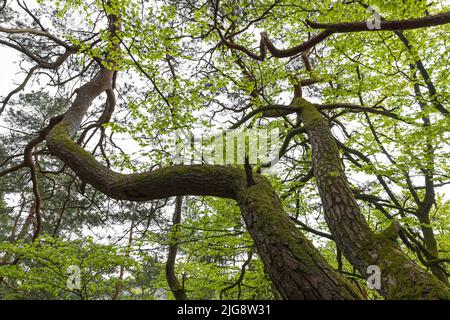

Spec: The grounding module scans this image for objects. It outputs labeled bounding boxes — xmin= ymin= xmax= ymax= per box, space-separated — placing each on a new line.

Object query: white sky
xmin=0 ymin=47 xmax=21 ymax=100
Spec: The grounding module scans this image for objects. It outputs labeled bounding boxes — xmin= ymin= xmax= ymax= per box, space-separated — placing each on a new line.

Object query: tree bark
xmin=236 ymin=175 xmax=361 ymax=299
xmin=294 ymin=97 xmax=450 ymax=299
xmin=45 ymin=66 xmax=362 ymax=300
xmin=307 ymin=11 xmax=450 ymax=32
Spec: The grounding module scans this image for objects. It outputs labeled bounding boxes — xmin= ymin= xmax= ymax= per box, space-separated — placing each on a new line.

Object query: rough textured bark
xmin=236 ymin=176 xmax=361 ymax=299
xmin=45 ymin=66 xmax=362 ymax=300
xmin=294 ymin=97 xmax=450 ymax=299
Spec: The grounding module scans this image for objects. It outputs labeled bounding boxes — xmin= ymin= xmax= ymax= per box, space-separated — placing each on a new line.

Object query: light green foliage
xmin=0 ymin=236 xmax=137 ymax=299
xmin=146 ymin=196 xmax=275 ymax=300
xmin=0 ymin=0 xmax=449 ymax=300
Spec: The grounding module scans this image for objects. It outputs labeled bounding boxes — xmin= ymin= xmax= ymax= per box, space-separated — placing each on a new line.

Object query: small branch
xmin=0 ymin=65 xmax=38 ymax=115
xmin=278 ymin=126 xmax=307 ymax=159
xmin=0 ymin=26 xmax=72 ymax=48
xmin=220 ymin=247 xmax=254 ymax=299
xmin=318 ymin=103 xmax=405 ymax=122
xmin=230 ymin=105 xmax=299 ymax=129
xmin=218 ymin=27 xmax=333 ymax=61
xmin=290 ymin=217 xmax=335 ymax=241
xmin=0 ymin=162 xmax=26 ymax=177
xmin=260 ymin=30 xmax=334 ymax=58
xmin=381 ymin=220 xmax=401 ymax=241
xmin=112 ymin=221 xmax=134 ymax=300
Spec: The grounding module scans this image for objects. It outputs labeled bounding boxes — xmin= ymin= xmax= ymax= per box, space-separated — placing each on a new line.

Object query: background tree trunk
xmin=165 ymin=196 xmax=187 ymax=300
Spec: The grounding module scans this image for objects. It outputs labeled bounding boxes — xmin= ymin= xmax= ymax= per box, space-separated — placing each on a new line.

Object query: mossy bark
xmin=293 ymin=97 xmax=450 ymax=299
xmin=236 ymin=176 xmax=362 ymax=299
xmin=47 ymin=128 xmax=363 ymax=299
xmin=45 ymin=67 xmax=363 ymax=300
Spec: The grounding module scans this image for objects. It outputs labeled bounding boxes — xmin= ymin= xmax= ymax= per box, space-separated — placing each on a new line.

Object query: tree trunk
xmin=165 ymin=196 xmax=187 ymax=300
xmin=295 ymin=97 xmax=450 ymax=299
xmin=45 ymin=66 xmax=362 ymax=300
xmin=236 ymin=176 xmax=362 ymax=299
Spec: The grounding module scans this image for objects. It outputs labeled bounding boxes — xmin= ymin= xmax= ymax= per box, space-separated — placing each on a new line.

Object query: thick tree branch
xmin=0 ymin=65 xmax=37 ymax=114
xmin=307 ymin=11 xmax=450 ymax=32
xmin=44 ymin=56 xmax=361 ymax=301
xmin=294 ymin=97 xmax=450 ymax=299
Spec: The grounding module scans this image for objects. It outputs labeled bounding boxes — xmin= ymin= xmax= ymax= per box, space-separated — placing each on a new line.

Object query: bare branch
xmin=0 ymin=65 xmax=38 ymax=115
xmin=261 ymin=30 xmax=334 ymax=58
xmin=0 ymin=26 xmax=72 ymax=48
xmin=165 ymin=196 xmax=187 ymax=300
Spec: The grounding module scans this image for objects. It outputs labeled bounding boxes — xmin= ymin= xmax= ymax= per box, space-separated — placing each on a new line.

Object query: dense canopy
xmin=0 ymin=0 xmax=449 ymax=300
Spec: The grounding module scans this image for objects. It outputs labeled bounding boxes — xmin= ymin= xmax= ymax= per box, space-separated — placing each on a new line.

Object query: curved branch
xmin=394 ymin=31 xmax=450 ymax=116
xmin=290 ymin=217 xmax=335 ymax=241
xmin=318 ymin=103 xmax=406 ymax=122
xmin=220 ymin=247 xmax=254 ymax=299
xmin=0 ymin=39 xmax=73 ymax=69
xmin=306 ymin=11 xmax=450 ymax=32
xmin=218 ymin=28 xmax=333 ymax=61
xmin=0 ymin=162 xmax=26 ymax=177
xmin=40 ymin=9 xmax=363 ymax=300
xmin=294 ymin=97 xmax=450 ymax=299
xmin=222 ymin=11 xmax=450 ymax=63
xmin=0 ymin=26 xmax=72 ymax=48
xmin=0 ymin=65 xmax=38 ymax=114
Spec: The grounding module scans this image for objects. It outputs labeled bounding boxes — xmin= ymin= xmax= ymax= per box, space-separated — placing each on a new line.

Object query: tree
xmin=0 ymin=0 xmax=449 ymax=299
